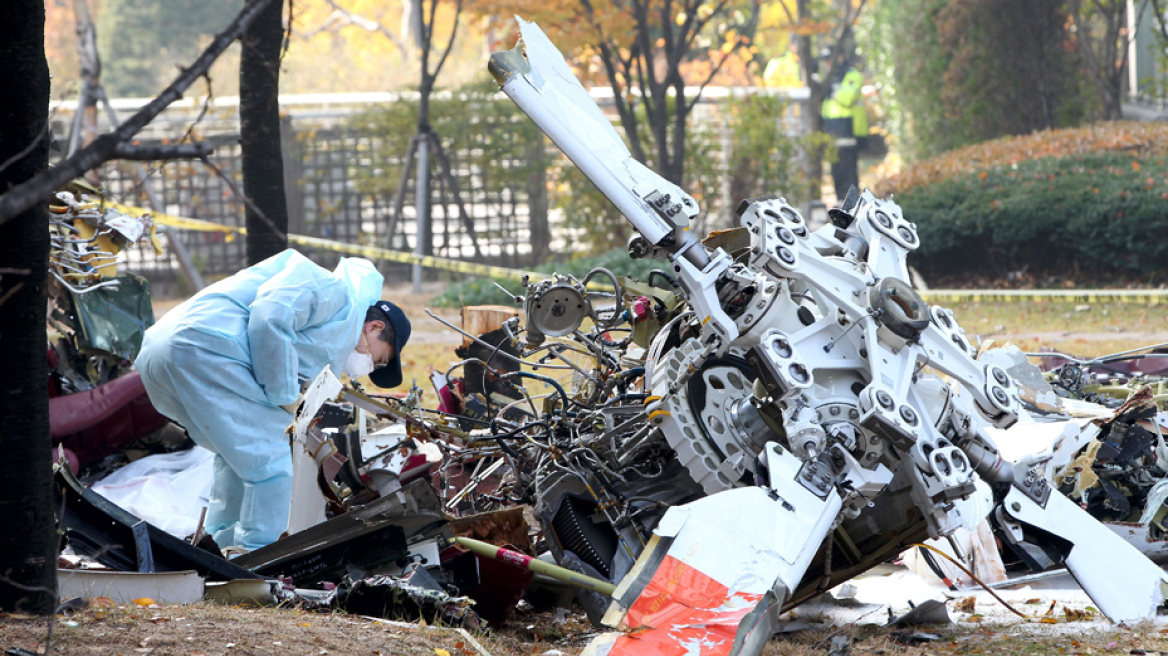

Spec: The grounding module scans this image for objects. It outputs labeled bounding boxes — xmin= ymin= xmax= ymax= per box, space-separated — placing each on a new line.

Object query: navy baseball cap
xmin=368 ymin=300 xmax=411 ymax=389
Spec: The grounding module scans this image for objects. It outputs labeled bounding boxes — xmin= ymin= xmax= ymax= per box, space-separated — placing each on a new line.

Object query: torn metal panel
xmin=55 ymin=464 xmax=259 ymax=582
xmin=233 ymin=478 xmax=452 ymax=585
xmin=449 ymin=507 xmax=533 ymax=556
xmin=286 ymin=365 xmax=345 ymax=534
xmin=591 ymin=481 xmax=841 ymax=656
xmin=1001 ymin=481 xmax=1168 ymax=621
xmin=888 ymin=599 xmax=950 ymax=627
xmin=980 ymin=346 xmax=1062 ymax=413
xmin=1102 ymin=520 xmax=1168 ymax=561
xmin=67 ymin=274 xmax=154 ymax=362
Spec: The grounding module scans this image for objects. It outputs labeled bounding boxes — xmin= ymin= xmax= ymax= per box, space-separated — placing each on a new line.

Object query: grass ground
xmin=3 ymin=600 xmax=1167 ymax=656
xmin=947 ymin=300 xmax=1168 ymax=358
xmin=390 ymin=297 xmax=1168 ymax=388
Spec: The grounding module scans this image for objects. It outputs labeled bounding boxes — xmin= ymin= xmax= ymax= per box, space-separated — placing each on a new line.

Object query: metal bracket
xmin=797 ymin=458 xmax=837 ymax=499
xmin=1016 ymin=466 xmax=1052 ymax=509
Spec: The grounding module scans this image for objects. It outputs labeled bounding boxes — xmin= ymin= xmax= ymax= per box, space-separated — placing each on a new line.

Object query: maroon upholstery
xmin=50 ymin=370 xmax=171 ymax=467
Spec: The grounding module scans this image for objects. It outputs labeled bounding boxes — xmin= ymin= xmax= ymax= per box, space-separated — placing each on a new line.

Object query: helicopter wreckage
xmin=470 ymin=18 xmax=1168 ymax=656
xmin=50 ymin=18 xmax=1168 ymax=656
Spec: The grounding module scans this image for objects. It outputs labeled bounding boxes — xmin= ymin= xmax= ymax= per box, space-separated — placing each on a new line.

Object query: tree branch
xmin=685 ymin=0 xmax=760 ymax=114
xmin=685 ymin=0 xmax=732 ymax=53
xmin=430 ymin=0 xmax=463 ymax=82
xmin=306 ymin=0 xmax=409 ymax=58
xmin=602 ymin=41 xmax=647 ymax=162
xmin=1151 ymin=0 xmax=1168 ymax=43
xmin=198 ymin=155 xmax=287 ymax=241
xmin=113 ymin=143 xmax=213 ymax=161
xmin=823 ymin=0 xmax=867 ymax=88
xmin=0 ymin=0 xmax=277 ymax=227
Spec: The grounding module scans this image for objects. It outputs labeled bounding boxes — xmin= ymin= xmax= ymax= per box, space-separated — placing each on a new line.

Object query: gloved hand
xmin=280 ymin=393 xmax=305 ymax=415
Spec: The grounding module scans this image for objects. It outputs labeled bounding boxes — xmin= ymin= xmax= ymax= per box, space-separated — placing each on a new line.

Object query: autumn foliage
xmin=876 ymin=122 xmax=1168 ymax=197
xmin=876 ymin=122 xmax=1168 ymax=286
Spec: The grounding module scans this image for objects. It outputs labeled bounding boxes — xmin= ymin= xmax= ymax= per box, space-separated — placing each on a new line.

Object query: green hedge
xmin=430 ymin=249 xmax=670 ymax=308
xmin=898 ymin=152 xmax=1168 ymax=282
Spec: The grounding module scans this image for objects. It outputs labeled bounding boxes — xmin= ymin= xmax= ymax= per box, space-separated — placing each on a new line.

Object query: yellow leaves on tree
xmin=284 ymin=0 xmax=481 ymax=92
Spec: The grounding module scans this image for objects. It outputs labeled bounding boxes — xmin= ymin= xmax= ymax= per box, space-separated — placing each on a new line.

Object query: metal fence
xmin=49 ymin=89 xmax=809 ymax=292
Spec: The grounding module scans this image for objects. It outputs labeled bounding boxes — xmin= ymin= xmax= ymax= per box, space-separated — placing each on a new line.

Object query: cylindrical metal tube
xmin=450 ymin=536 xmax=617 ymax=596
xmin=961 ymin=439 xmax=1014 ymax=487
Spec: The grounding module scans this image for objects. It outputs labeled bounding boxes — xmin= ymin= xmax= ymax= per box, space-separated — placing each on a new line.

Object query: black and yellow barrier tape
xmin=114 ymin=204 xmax=1168 ymax=303
xmin=920 ymin=289 xmax=1168 ymax=305
xmin=112 ymin=203 xmax=540 ymax=283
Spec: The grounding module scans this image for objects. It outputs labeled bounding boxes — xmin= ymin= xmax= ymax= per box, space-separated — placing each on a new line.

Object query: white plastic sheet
xmin=91 ymin=446 xmax=215 ymax=538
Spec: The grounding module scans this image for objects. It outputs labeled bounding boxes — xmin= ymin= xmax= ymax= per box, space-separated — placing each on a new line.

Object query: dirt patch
xmin=0 ymin=601 xmax=483 ymax=656
xmin=6 ymin=601 xmax=1168 ymax=656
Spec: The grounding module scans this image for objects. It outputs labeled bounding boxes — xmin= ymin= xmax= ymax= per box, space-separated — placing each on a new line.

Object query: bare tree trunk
xmin=71 ymin=0 xmax=100 ymax=160
xmin=240 ymin=0 xmax=289 ymax=264
xmin=1069 ymin=0 xmax=1129 ymax=121
xmin=0 ymin=0 xmax=55 ymax=616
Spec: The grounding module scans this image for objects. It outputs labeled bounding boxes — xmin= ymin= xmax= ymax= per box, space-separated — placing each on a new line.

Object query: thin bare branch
xmin=281 ymin=0 xmax=294 ymax=61
xmin=823 ymin=0 xmax=867 ymax=86
xmin=685 ymin=0 xmax=733 ymax=52
xmin=199 ymin=155 xmax=287 ymax=241
xmin=0 ymin=0 xmax=277 ymax=227
xmin=0 ymin=282 xmax=24 ymax=309
xmin=431 ymin=0 xmax=464 ymax=82
xmin=775 ymin=0 xmax=796 ymax=25
xmin=1151 ymin=0 xmax=1168 ymax=43
xmin=306 ymin=0 xmax=409 ymax=58
xmin=116 ymin=74 xmax=214 ymax=205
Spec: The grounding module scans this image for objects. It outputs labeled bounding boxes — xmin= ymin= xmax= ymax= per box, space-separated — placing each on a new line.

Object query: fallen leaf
xmin=435 ymin=650 xmax=451 ymax=656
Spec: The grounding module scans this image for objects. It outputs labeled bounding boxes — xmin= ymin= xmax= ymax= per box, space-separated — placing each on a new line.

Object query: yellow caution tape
xmin=112 ymin=203 xmax=540 ymax=283
xmin=112 ymin=205 xmax=1168 ymax=303
xmin=920 ymin=289 xmax=1168 ymax=305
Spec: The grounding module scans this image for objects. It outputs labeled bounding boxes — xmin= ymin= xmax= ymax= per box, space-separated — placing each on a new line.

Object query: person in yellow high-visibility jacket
xmin=821 ymin=69 xmax=869 ymax=201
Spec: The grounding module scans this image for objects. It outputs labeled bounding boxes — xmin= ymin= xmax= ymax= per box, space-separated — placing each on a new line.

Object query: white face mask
xmin=344 ymin=350 xmax=375 ymax=378
xmin=344 ymin=333 xmax=376 ymax=378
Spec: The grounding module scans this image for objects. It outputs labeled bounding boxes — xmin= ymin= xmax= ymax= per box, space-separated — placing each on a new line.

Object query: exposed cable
xmin=909 ymin=542 xmax=1028 ymax=619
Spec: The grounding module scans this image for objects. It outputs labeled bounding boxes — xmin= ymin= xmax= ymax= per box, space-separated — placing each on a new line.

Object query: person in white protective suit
xmin=135 ymin=249 xmax=412 ymax=552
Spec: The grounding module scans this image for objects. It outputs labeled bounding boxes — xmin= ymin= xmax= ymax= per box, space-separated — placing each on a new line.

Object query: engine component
xmin=482 ymin=19 xmax=1168 ymax=654
xmin=524 ymin=274 xmax=591 ymax=346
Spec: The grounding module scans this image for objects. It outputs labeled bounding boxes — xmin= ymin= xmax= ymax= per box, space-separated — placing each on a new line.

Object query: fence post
xmin=526 ymin=141 xmax=549 ymax=266
xmin=281 ymin=115 xmax=305 ymax=236
xmin=413 ymin=133 xmax=430 ymax=294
